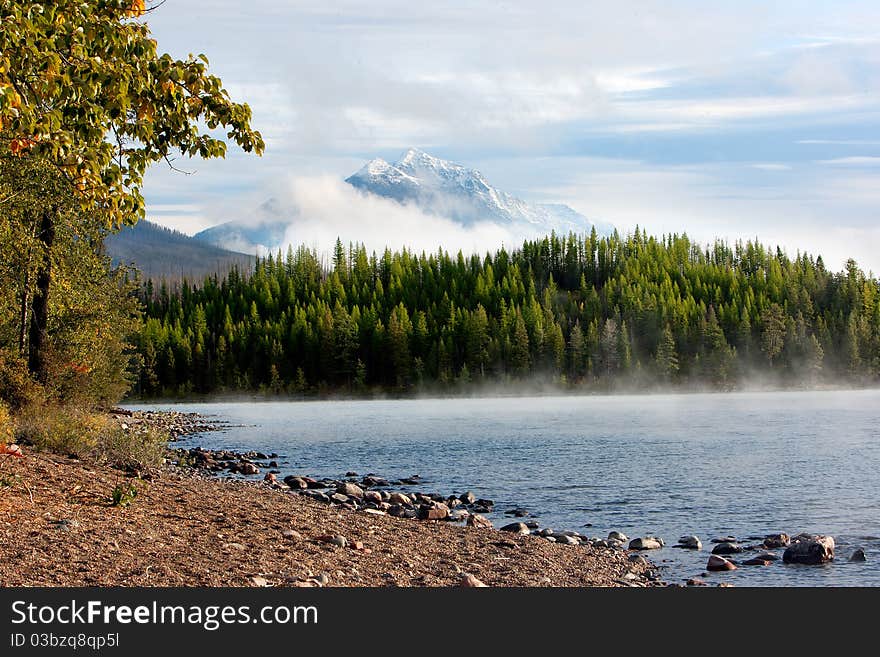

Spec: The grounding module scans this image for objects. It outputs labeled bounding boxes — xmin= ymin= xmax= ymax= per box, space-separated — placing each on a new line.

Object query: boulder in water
xmin=782 ymin=534 xmax=834 ymax=565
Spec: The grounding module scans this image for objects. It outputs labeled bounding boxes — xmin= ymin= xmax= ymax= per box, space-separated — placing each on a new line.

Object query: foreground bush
xmin=14 ymin=406 xmax=165 ymax=470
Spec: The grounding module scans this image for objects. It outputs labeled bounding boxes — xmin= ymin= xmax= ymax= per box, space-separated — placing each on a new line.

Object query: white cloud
xmin=272 ymin=176 xmax=527 ymax=256
xmin=817 ymin=156 xmax=880 ymax=165
xmin=750 ymin=163 xmax=792 ymax=171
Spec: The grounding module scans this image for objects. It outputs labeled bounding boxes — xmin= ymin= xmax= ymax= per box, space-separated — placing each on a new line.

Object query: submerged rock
xmin=677 ymin=535 xmax=702 ymax=550
xmin=782 ymin=534 xmax=834 ymax=565
xmin=742 ymin=556 xmax=774 ymax=566
xmin=710 ymin=536 xmax=737 ymax=544
xmin=849 ymin=548 xmax=867 ymax=562
xmin=763 ymin=533 xmax=791 ymax=549
xmin=707 ymin=555 xmax=737 ymax=571
xmin=629 ymin=537 xmax=663 ymax=551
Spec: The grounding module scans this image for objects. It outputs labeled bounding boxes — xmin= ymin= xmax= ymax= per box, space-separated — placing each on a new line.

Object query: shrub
xmin=110 ymin=480 xmax=138 ymax=507
xmin=97 ymin=423 xmax=165 ymax=471
xmin=15 ymin=405 xmax=99 ymax=456
xmin=0 ymin=401 xmax=13 ymax=445
xmin=0 ymin=349 xmax=45 ymax=412
xmin=14 ymin=405 xmax=165 ymax=470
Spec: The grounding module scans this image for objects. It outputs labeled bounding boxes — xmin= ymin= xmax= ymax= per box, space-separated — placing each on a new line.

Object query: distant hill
xmin=105 ymin=220 xmax=255 ymax=282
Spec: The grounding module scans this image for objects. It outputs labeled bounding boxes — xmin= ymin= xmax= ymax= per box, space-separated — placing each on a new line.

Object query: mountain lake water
xmin=128 ymin=389 xmax=880 ymax=586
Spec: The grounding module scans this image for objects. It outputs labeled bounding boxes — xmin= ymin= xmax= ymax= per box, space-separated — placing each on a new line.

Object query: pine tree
xmin=655 ymin=324 xmax=679 ymax=381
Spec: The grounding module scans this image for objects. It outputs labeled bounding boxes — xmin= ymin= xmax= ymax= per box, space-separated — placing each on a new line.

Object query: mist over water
xmin=130 ymin=389 xmax=880 ymax=586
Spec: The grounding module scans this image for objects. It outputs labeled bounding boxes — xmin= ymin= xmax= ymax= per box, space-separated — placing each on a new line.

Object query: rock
xmin=249 ymin=576 xmax=269 ymax=587
xmin=677 ymin=535 xmax=702 ymax=550
xmin=330 ymin=493 xmax=350 ymax=504
xmin=763 ymin=533 xmax=791 ymax=549
xmin=419 ymin=506 xmax=449 ymax=521
xmin=500 ymin=522 xmax=530 ymax=535
xmin=459 ymin=491 xmax=476 ymax=505
xmin=742 ymin=556 xmax=774 ymax=566
xmin=849 ymin=548 xmax=867 ymax=562
xmin=284 ymin=476 xmax=309 ymax=489
xmin=281 ymin=529 xmax=303 ymax=541
xmin=686 ymin=578 xmax=708 ymax=586
xmin=628 ymin=554 xmax=649 ymax=566
xmin=475 ymin=498 xmax=495 ymax=509
xmin=222 ymin=542 xmax=247 ymax=551
xmin=554 ymin=534 xmax=579 ymax=545
xmin=629 ymin=537 xmax=663 ymax=551
xmin=505 ymin=508 xmax=529 ymax=517
xmin=707 ymin=555 xmax=737 ymax=571
xmin=51 ymin=519 xmax=80 ymax=531
xmin=448 ymin=509 xmax=470 ymax=521
xmin=362 ymin=508 xmax=386 ymax=516
xmin=608 ymin=531 xmax=628 ymax=542
xmin=316 ymin=534 xmax=348 ymax=548
xmin=710 ymin=536 xmax=737 ymax=543
xmin=337 ymin=482 xmax=364 ymax=499
xmin=467 ymin=514 xmax=493 ymax=529
xmin=783 ymin=534 xmax=834 ymax=565
xmin=711 ymin=542 xmax=742 ymax=555
xmin=263 ymin=473 xmax=277 ymax=483
xmin=459 ymin=573 xmax=487 ymax=588
xmin=388 ymin=492 xmax=412 ymax=506
xmin=345 ymin=471 xmax=358 ymax=477
xmin=592 ymin=539 xmax=610 ymax=548
xmin=361 ymin=475 xmax=389 ymax=487
xmin=363 ymin=490 xmax=383 ymax=504
xmin=239 ymin=463 xmax=259 ymax=476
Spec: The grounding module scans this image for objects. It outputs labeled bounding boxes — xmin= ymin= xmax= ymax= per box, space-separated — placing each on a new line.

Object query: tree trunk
xmin=27 ymin=208 xmax=56 ymax=383
xmin=18 ymin=271 xmax=29 ymax=356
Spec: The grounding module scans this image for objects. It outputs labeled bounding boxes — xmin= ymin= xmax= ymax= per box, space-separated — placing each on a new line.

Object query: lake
xmin=128 ymin=389 xmax=880 ymax=586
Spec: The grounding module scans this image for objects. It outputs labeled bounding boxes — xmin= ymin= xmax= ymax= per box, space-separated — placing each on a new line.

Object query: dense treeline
xmin=135 ymin=230 xmax=880 ymax=397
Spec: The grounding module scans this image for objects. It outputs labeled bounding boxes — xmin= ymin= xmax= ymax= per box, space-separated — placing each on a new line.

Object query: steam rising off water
xmin=131 ymin=390 xmax=880 ymax=586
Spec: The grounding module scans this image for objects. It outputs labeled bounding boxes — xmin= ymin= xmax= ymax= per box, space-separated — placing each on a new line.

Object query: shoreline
xmin=0 ymin=411 xmax=657 ymax=588
xmin=123 ymin=383 xmax=880 ymax=407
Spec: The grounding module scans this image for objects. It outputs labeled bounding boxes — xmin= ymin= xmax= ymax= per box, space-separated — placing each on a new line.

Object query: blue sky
xmin=141 ymin=0 xmax=880 ymax=272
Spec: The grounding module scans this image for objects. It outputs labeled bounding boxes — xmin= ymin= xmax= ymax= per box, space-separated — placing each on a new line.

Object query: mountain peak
xmin=345 ymin=149 xmax=609 ymax=235
xmin=396 ymin=147 xmax=439 ymax=168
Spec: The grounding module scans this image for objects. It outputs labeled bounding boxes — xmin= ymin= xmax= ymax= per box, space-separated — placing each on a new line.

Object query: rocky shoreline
xmin=0 ymin=410 xmax=656 ymax=588
xmin=109 ymin=407 xmax=228 ymax=440
xmin=73 ymin=409 xmax=867 ymax=586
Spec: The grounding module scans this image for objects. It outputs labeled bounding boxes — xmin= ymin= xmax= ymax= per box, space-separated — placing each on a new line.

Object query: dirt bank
xmin=0 ymin=449 xmax=652 ymax=587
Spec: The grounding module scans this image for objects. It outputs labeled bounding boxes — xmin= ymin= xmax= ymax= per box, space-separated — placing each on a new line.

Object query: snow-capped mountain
xmin=193 ymin=148 xmax=612 ymax=253
xmin=346 ymin=148 xmax=611 ymax=235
